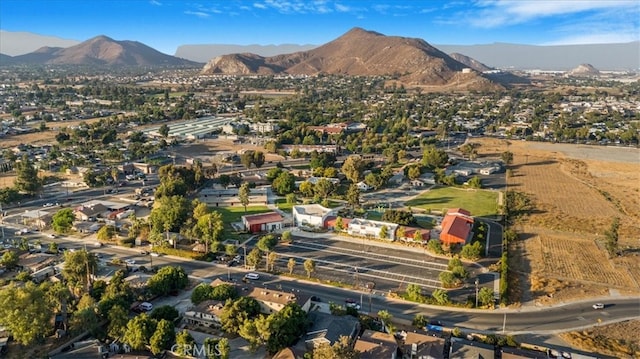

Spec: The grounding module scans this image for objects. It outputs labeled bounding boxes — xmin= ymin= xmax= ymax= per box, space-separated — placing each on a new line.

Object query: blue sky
xmin=1 ymin=0 xmax=638 ymax=55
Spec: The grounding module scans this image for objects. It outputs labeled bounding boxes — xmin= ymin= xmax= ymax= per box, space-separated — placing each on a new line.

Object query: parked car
xmin=345 ymin=299 xmax=361 ymax=310
xmin=125 ymin=259 xmax=136 ymax=265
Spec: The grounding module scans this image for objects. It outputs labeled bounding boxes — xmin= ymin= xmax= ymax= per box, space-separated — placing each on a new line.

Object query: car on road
xmin=592 ymin=303 xmax=605 ymax=310
xmin=125 ymin=259 xmax=136 ymax=265
xmin=150 ymin=252 xmax=160 ymax=257
xmin=244 ymin=273 xmax=260 ymax=280
xmin=43 ymin=203 xmax=54 ymax=207
xmin=47 ymin=234 xmax=56 ymax=238
xmin=345 ymin=299 xmax=361 ymax=310
xmin=140 ymin=250 xmax=149 ymax=255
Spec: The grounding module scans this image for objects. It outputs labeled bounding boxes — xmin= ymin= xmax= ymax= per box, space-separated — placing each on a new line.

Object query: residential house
xmin=449 ymin=338 xmax=495 ymax=359
xmin=397 ymin=226 xmax=430 ymax=244
xmin=183 ymin=300 xmax=225 ymax=328
xmin=399 ymin=331 xmax=446 ymax=359
xmin=356 ymin=181 xmax=372 ymax=191
xmin=388 ymin=173 xmax=405 ymax=186
xmin=246 ymin=286 xmax=311 ymax=314
xmin=292 ymin=204 xmax=335 ymax=228
xmin=74 ymin=203 xmax=108 ymax=222
xmin=347 ymin=218 xmax=398 ymax=241
xmin=18 ymin=252 xmax=56 ymax=273
xmin=439 ymin=208 xmax=474 ymax=246
xmin=354 ymin=330 xmax=398 ymax=359
xmin=303 ymin=311 xmax=360 ymax=350
xmin=241 ymin=212 xmax=284 ymax=233
xmin=272 ymin=348 xmax=297 ymax=359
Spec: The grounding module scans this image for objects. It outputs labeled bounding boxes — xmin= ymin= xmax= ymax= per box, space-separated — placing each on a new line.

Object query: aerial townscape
xmin=0 ymin=1 xmax=639 ymax=359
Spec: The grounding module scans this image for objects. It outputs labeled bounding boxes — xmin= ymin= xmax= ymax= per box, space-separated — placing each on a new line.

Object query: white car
xmin=125 ymin=259 xmax=136 ymax=265
xmin=47 ymin=234 xmax=56 ymax=238
xmin=592 ymin=303 xmax=605 ymax=310
xmin=150 ymin=252 xmax=160 ymax=257
xmin=43 ymin=203 xmax=54 ymax=207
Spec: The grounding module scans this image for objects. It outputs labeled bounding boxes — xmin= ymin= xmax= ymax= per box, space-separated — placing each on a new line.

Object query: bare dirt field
xmin=476 ymin=137 xmax=640 ymax=304
xmin=560 ymin=319 xmax=640 ymax=358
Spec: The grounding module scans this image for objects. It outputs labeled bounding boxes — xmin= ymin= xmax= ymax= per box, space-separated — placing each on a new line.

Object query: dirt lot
xmin=560 ymin=319 xmax=640 ymax=358
xmin=475 ymin=138 xmax=640 ymax=304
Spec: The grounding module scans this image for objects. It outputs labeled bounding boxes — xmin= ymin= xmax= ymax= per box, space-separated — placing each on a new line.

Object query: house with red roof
xmin=241 ymin=211 xmax=284 ymax=233
xmin=439 ymin=208 xmax=474 ymax=246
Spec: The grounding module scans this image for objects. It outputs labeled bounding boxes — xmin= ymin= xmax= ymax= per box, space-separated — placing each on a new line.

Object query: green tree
xmin=303 ymin=258 xmax=316 ymax=278
xmin=431 ymin=288 xmax=449 ymax=305
xmin=241 ymin=151 xmax=254 ymax=169
xmin=147 ymin=266 xmax=189 ymax=296
xmin=412 ymin=314 xmax=428 ymax=328
xmin=439 ymin=271 xmax=458 ymax=288
xmin=281 ymin=230 xmax=292 ymax=244
xmin=272 ymin=171 xmax=295 ymax=195
xmin=379 ymin=225 xmax=388 ymax=240
xmin=192 ymin=201 xmax=210 ymax=221
xmin=460 ymin=241 xmax=482 ymax=260
xmin=148 ymin=195 xmax=191 ymax=234
xmin=312 ymin=336 xmax=360 ymax=359
xmin=0 ymin=250 xmax=19 ymax=269
xmin=197 ymin=211 xmax=224 ymax=253
xmin=62 ymin=249 xmax=98 ymax=291
xmin=220 ymin=297 xmax=260 ymax=335
xmin=107 ymin=305 xmax=129 ymax=339
xmin=334 ymin=216 xmax=344 ymax=231
xmin=299 ymin=181 xmax=314 ymax=197
xmin=246 ymin=248 xmax=262 ymax=269
xmin=406 ymin=284 xmax=424 ymax=302
xmin=0 ymin=282 xmax=53 ymax=345
xmin=217 ymin=337 xmax=230 ymax=359
xmin=377 ymin=310 xmax=394 ymax=333
xmin=267 ymin=252 xmax=278 ymax=272
xmin=407 ymin=165 xmax=421 ymax=180
xmin=265 ymin=302 xmax=309 ymax=354
xmin=427 ymin=239 xmax=444 ymax=254
xmin=467 ymin=176 xmax=482 ymax=189
xmin=421 ymin=145 xmax=449 ymax=169
xmin=97 ymin=224 xmax=116 ymax=241
xmin=341 ymin=155 xmax=365 ymax=183
xmin=346 ymin=183 xmax=360 ymax=208
xmin=47 ymin=241 xmax=58 ymax=254
xmin=150 ymin=319 xmax=175 ymax=355
xmin=287 ymin=257 xmax=296 ymax=274
xmin=150 ymin=305 xmax=180 ymax=322
xmin=174 ymin=329 xmax=196 ymax=356
xmin=238 ymin=182 xmax=250 ymax=213
xmin=253 ymin=151 xmax=265 ymax=168
xmin=314 ymin=178 xmax=335 ymax=199
xmin=478 ymin=287 xmax=495 ymax=307
xmin=604 ymin=217 xmax=620 ymax=256
xmin=123 ymin=313 xmax=157 ymax=350
xmin=158 ymin=124 xmax=170 ymax=138
xmin=501 ymin=151 xmax=514 ymax=165
xmin=52 ymin=208 xmax=75 ymax=234
xmin=70 ymin=305 xmax=100 ymax=336
xmin=14 ymin=154 xmax=42 ymax=196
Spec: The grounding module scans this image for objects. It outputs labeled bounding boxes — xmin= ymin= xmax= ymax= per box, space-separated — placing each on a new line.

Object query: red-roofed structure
xmin=439 ymin=208 xmax=474 ymax=246
xmin=242 ymin=212 xmax=284 ymax=233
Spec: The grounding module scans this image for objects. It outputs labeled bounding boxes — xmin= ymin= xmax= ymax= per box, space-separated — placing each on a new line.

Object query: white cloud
xmin=149 ymin=0 xmax=161 ymax=6
xmin=184 ymin=10 xmax=210 ymax=18
xmin=253 ymin=3 xmax=267 ymax=9
xmin=239 ymin=5 xmax=250 ymax=11
xmin=335 ymin=3 xmax=350 ymax=12
xmin=470 ymin=0 xmax=639 ymax=27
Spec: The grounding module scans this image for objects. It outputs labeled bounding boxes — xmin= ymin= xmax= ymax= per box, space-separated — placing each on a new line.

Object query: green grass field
xmin=214 ymin=205 xmax=271 ymax=224
xmin=405 ymin=186 xmax=500 ymax=217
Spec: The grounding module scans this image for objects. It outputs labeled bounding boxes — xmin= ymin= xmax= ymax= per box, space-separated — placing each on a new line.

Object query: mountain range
xmin=0 ymin=35 xmax=198 ymax=67
xmin=1 ymin=30 xmax=638 ymax=71
xmin=200 ymin=28 xmax=503 ymax=90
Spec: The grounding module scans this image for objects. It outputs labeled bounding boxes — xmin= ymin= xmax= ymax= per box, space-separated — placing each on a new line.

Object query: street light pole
xmin=475 ymin=278 xmax=479 ymax=308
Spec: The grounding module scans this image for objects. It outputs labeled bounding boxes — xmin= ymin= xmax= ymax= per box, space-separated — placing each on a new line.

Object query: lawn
xmin=276 ymin=198 xmax=294 ymax=212
xmin=405 ymin=186 xmax=500 ymax=217
xmin=214 ymin=205 xmax=271 ymax=225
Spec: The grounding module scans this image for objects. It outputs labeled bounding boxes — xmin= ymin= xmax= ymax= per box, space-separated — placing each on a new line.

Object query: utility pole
xmin=502 ymin=313 xmax=507 ymax=334
xmin=475 ymin=278 xmax=480 ymax=308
